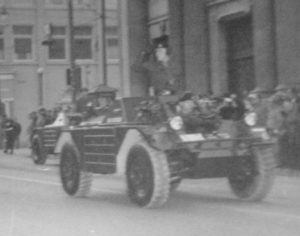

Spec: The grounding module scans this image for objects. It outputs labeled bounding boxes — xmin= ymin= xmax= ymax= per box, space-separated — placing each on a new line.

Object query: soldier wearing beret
xmin=83 ymin=85 xmax=118 ymax=121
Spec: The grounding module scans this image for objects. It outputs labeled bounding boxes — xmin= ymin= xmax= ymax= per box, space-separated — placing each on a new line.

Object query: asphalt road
xmin=0 ymin=149 xmax=300 ymax=236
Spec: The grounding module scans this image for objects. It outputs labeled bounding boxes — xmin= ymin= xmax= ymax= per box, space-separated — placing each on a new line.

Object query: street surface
xmin=0 ymin=149 xmax=300 ymax=236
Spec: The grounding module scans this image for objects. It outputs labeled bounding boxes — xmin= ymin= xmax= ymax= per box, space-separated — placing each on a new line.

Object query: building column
xmin=253 ymin=0 xmax=277 ymax=90
xmin=183 ymin=0 xmax=210 ymax=94
xmin=273 ymin=0 xmax=300 ymax=87
xmin=168 ymin=0 xmax=185 ymax=92
xmin=120 ymin=0 xmax=149 ymax=97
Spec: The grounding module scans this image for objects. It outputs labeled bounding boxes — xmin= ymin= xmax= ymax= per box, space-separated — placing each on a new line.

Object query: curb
xmin=276 ymin=168 xmax=300 ymax=177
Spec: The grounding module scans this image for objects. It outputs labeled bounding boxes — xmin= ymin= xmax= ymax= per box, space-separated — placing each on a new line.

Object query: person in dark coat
xmin=3 ymin=118 xmax=21 ymax=154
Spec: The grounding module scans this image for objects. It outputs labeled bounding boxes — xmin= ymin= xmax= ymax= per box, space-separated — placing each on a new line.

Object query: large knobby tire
xmin=228 ymin=145 xmax=276 ymax=201
xmin=60 ymin=143 xmax=92 ymax=197
xmin=126 ymin=142 xmax=171 ymax=208
xmin=31 ymin=138 xmax=47 ymax=165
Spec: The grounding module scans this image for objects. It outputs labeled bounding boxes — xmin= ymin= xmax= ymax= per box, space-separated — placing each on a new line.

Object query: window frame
xmin=105 ymin=13 xmax=120 ymax=61
xmin=47 ymin=25 xmax=67 ymax=61
xmin=105 ymin=25 xmax=120 ymax=61
xmin=73 ymin=25 xmax=93 ymax=61
xmin=12 ymin=25 xmax=34 ymax=62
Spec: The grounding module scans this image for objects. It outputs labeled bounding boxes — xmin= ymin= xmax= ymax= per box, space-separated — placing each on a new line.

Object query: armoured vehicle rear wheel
xmin=60 ymin=144 xmax=92 ymax=197
xmin=126 ymin=141 xmax=171 ymax=208
xmin=228 ymin=146 xmax=275 ymax=201
xmin=31 ymin=137 xmax=47 ymax=165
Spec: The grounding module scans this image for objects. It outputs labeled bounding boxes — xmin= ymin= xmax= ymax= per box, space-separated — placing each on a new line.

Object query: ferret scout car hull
xmin=57 ymin=96 xmax=276 ymax=208
xmin=31 ymin=113 xmax=82 ymax=165
xmin=31 ymin=126 xmax=61 ymax=165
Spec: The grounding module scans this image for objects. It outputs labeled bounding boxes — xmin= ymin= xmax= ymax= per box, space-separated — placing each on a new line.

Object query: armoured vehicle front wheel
xmin=60 ymin=144 xmax=92 ymax=197
xmin=31 ymin=137 xmax=47 ymax=165
xmin=228 ymin=145 xmax=276 ymax=201
xmin=126 ymin=141 xmax=171 ymax=208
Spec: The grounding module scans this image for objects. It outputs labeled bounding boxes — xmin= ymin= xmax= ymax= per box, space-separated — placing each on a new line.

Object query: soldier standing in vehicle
xmin=83 ymin=85 xmax=118 ymax=122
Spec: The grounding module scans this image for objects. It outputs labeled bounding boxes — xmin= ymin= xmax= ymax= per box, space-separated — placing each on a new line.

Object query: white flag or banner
xmin=46 ymin=112 xmax=67 ymax=127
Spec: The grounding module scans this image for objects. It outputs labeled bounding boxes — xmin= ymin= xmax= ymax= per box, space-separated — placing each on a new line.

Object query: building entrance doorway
xmin=225 ymin=16 xmax=254 ymax=96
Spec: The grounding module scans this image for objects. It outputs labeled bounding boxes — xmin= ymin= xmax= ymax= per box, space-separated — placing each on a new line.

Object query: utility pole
xmin=67 ymin=0 xmax=77 ymax=105
xmin=101 ymin=0 xmax=107 ymax=85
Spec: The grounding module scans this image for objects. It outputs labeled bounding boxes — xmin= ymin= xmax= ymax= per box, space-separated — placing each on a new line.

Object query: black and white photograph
xmin=0 ymin=0 xmax=300 ymax=235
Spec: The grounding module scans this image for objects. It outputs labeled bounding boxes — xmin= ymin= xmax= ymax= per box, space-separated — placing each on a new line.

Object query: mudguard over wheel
xmin=228 ymin=145 xmax=276 ymax=201
xmin=31 ymin=137 xmax=47 ymax=165
xmin=60 ymin=143 xmax=92 ymax=197
xmin=169 ymin=162 xmax=182 ymax=192
xmin=126 ymin=141 xmax=171 ymax=208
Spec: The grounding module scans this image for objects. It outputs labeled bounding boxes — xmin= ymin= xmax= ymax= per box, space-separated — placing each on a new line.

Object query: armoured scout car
xmin=56 ymin=95 xmax=276 ymax=208
xmin=30 ymin=84 xmax=114 ymax=165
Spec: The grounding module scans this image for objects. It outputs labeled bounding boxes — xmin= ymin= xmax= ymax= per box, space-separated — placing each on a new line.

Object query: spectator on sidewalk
xmin=3 ymin=118 xmax=21 ymax=154
xmin=27 ymin=111 xmax=37 ymax=147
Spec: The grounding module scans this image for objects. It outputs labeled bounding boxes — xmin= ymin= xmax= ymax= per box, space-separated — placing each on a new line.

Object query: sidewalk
xmin=0 ymin=148 xmax=30 ymax=157
xmin=5 ymin=148 xmax=32 ymax=158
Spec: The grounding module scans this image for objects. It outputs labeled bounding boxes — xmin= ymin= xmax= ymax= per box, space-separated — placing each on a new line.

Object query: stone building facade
xmin=1 ymin=0 xmax=300 ymax=146
xmin=120 ymin=0 xmax=300 ymax=96
xmin=0 ymin=0 xmax=121 ymax=145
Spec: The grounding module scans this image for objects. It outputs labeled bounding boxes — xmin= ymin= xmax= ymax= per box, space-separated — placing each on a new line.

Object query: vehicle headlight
xmin=244 ymin=112 xmax=257 ymax=126
xmin=169 ymin=116 xmax=184 ymax=131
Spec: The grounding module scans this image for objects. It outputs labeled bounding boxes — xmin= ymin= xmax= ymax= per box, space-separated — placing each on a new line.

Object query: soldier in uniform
xmin=267 ymin=84 xmax=292 ymax=133
xmin=3 ymin=118 xmax=21 ymax=154
xmin=246 ymin=87 xmax=270 ymax=127
xmin=282 ymin=87 xmax=300 ymax=168
xmin=83 ymin=85 xmax=118 ymax=122
xmin=267 ymin=84 xmax=293 ymax=167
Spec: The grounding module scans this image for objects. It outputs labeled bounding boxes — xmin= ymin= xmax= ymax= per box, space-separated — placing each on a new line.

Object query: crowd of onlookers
xmin=167 ymin=84 xmax=300 ymax=169
xmin=245 ymin=84 xmax=300 ymax=169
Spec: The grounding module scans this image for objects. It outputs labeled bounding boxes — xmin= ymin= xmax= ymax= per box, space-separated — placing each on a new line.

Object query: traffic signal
xmin=66 ymin=67 xmax=82 ymax=90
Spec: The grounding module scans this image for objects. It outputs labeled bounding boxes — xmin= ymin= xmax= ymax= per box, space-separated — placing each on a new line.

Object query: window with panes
xmin=74 ymin=26 xmax=92 ymax=60
xmin=13 ymin=25 xmax=33 ymax=60
xmin=105 ymin=6 xmax=119 ymax=60
xmin=48 ymin=26 xmax=66 ymax=60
